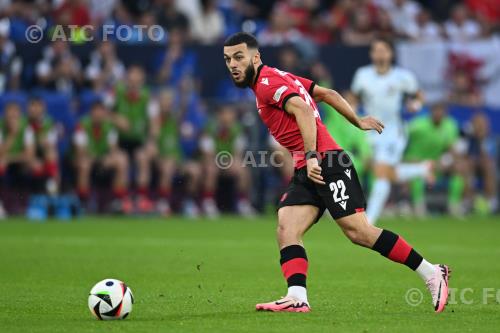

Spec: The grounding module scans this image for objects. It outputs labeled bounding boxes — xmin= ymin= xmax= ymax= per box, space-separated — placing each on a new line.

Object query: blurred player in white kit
xmin=350 ymin=38 xmax=432 ymax=225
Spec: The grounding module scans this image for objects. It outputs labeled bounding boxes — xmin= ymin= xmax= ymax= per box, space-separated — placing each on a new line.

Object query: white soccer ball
xmin=88 ymin=278 xmax=134 ymax=320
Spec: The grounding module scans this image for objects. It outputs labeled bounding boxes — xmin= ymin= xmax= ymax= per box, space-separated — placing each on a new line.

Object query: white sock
xmin=416 ymin=259 xmax=437 ymax=281
xmin=395 ymin=163 xmax=428 ymax=181
xmin=287 ymin=286 xmax=308 ymax=303
xmin=366 ymin=179 xmax=391 ymax=225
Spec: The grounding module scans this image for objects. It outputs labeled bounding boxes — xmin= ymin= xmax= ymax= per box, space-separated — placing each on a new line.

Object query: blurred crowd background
xmin=0 ymin=0 xmax=499 ymax=220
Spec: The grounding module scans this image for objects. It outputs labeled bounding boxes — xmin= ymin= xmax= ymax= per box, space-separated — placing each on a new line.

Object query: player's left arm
xmin=311 ymin=85 xmax=384 ymax=134
xmin=284 ymin=96 xmax=324 ymax=185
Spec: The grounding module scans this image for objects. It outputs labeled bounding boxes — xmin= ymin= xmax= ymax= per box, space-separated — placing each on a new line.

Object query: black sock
xmin=280 ymin=245 xmax=308 ymax=287
xmin=372 ymin=229 xmax=423 ymax=270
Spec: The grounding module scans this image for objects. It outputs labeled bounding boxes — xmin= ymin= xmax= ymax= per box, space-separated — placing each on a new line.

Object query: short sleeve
xmin=402 ymin=69 xmax=419 ymax=94
xmin=256 ymin=75 xmax=300 ymax=111
xmin=288 ymin=73 xmax=316 ymax=96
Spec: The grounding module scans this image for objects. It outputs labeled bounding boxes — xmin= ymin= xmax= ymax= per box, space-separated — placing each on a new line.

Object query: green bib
xmin=115 ymin=83 xmax=150 ymax=142
xmin=0 ymin=117 xmax=28 ymax=155
xmin=80 ymin=117 xmax=115 ymax=158
xmin=405 ymin=116 xmax=458 ymax=161
xmin=207 ymin=121 xmax=242 ymax=153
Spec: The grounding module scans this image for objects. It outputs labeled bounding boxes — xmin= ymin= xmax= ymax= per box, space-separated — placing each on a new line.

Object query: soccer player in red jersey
xmin=223 ymin=32 xmax=451 ymax=313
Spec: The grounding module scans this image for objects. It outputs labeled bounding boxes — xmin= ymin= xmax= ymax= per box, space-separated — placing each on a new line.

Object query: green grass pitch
xmin=0 ymin=215 xmax=499 ymax=332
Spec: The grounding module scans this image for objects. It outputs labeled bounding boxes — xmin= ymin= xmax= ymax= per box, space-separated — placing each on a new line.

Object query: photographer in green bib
xmin=111 ymin=65 xmax=157 ymax=213
xmin=26 ymin=97 xmax=60 ymax=194
xmin=73 ymin=101 xmax=132 ymax=213
xmin=404 ymin=103 xmax=464 ymax=216
xmin=0 ymin=102 xmax=36 ymax=217
xmin=200 ymin=105 xmax=254 ymax=217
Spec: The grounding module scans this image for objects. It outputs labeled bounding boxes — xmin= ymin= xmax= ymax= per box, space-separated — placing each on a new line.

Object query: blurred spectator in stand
xmin=326 ymin=0 xmax=353 ymax=40
xmin=36 ymin=40 xmax=83 ymax=94
xmin=404 ymin=103 xmax=463 ymax=216
xmin=200 ymin=105 xmax=255 ymax=218
xmin=307 ymin=10 xmax=333 ymax=44
xmin=0 ymin=0 xmax=10 ymax=13
xmin=89 ymin=0 xmax=117 ymax=25
xmin=278 ymin=0 xmax=318 ymax=36
xmin=110 ymin=65 xmax=155 ymax=212
xmin=459 ymin=113 xmax=498 ymax=214
xmin=154 ymin=0 xmax=189 ymax=33
xmin=448 ymin=70 xmax=482 ymax=107
xmin=342 ymin=7 xmax=377 ymax=45
xmin=53 ymin=0 xmax=91 ymax=27
xmin=417 ymin=0 xmax=455 ymax=22
xmin=0 ymin=103 xmax=33 ymax=174
xmin=375 ymin=9 xmax=396 ymax=40
xmin=277 ymin=45 xmax=308 ymax=78
xmin=240 ymin=0 xmax=277 ymax=21
xmin=26 ymin=97 xmax=60 ymax=195
xmin=0 ymin=18 xmax=22 ymax=92
xmin=375 ymin=0 xmax=421 ymax=38
xmin=189 ymin=0 xmax=225 ymax=44
xmin=52 ymin=0 xmax=92 ymax=44
xmin=7 ymin=1 xmax=51 ymax=42
xmin=155 ymin=27 xmax=197 ymax=87
xmin=466 ymin=0 xmax=500 ymax=32
xmin=120 ymin=0 xmax=153 ymax=18
xmin=143 ymin=11 xmax=167 ymax=43
xmin=329 ymin=0 xmax=381 ymax=41
xmin=257 ymin=5 xmax=304 ymax=46
xmin=407 ymin=9 xmax=443 ymax=41
xmin=73 ymin=101 xmax=132 ymax=213
xmin=85 ymin=41 xmax=125 ymax=92
xmin=105 ymin=2 xmax=165 ymax=44
xmin=444 ymin=4 xmax=481 ymax=42
xmin=0 ymin=102 xmax=38 ymax=216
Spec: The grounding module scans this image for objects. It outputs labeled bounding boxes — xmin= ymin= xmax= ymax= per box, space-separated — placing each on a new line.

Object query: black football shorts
xmin=277 ymin=150 xmax=367 ymax=221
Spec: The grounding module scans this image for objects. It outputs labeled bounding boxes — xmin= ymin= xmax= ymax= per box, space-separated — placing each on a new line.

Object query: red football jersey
xmin=251 ymin=65 xmax=341 ymax=169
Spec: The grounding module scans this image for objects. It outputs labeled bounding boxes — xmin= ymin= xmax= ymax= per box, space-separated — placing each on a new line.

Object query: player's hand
xmin=406 ymin=99 xmax=422 ymax=113
xmin=307 ymin=158 xmax=325 ymax=185
xmin=358 ymin=116 xmax=384 ymax=134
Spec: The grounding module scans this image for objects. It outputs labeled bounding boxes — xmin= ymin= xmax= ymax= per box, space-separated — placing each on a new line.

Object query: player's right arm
xmin=284 ymin=95 xmax=324 ymax=185
xmin=311 ymin=85 xmax=384 ymax=134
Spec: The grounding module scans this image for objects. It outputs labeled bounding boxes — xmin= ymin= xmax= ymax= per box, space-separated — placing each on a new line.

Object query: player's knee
xmin=116 ymin=153 xmax=128 ymax=170
xmin=276 ymin=223 xmax=298 ymax=240
xmin=276 ymin=217 xmax=294 ymax=236
xmin=277 ymin=214 xmax=304 ymax=240
xmin=77 ymin=158 xmax=91 ymax=172
xmin=189 ymin=164 xmax=202 ymax=180
xmin=135 ymin=150 xmax=147 ymax=164
xmin=343 ymin=225 xmax=370 ymax=247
